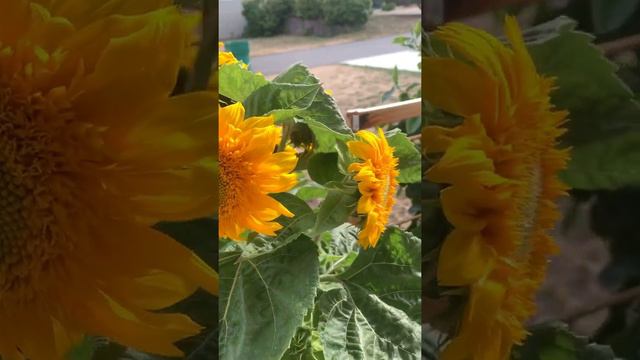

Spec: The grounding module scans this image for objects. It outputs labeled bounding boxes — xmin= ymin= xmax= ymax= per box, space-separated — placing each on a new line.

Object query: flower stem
xmin=278 ymin=118 xmax=294 ymax=152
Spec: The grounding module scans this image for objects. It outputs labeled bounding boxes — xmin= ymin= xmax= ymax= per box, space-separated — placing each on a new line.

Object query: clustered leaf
xmin=420 ymin=14 xmax=640 ymax=360
xmin=525 ymin=16 xmax=640 ymax=190
xmin=218 ymin=61 xmax=422 ymax=359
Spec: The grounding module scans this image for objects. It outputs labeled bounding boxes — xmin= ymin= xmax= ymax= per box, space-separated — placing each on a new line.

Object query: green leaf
xmin=219 ymin=64 xmax=268 ymax=102
xmin=241 ymin=193 xmax=316 ymax=258
xmin=336 ymin=140 xmax=356 ymax=176
xmin=561 ymin=132 xmax=640 ymax=189
xmin=590 ymin=0 xmax=640 ymax=34
xmin=526 ymin=16 xmax=640 ymax=189
xmin=318 ymin=285 xmax=421 ymax=360
xmin=273 ymin=64 xmax=354 ymax=152
xmin=404 ymin=117 xmax=422 ymax=134
xmin=392 ymin=66 xmax=399 ymax=86
xmin=512 ymin=322 xmax=617 ymax=360
xmin=338 ymin=227 xmax=422 ymax=322
xmin=318 ymin=224 xmax=360 ymax=276
xmin=296 ymin=186 xmax=329 ymax=201
xmin=320 ymin=223 xmax=360 ymax=259
xmin=527 ymin=17 xmax=640 ymax=147
xmin=281 ymin=326 xmax=325 ymax=360
xmin=313 ymin=186 xmax=359 ymax=234
xmin=386 ymin=129 xmax=422 ymax=184
xmin=273 ymin=192 xmax=316 ymax=230
xmin=317 ymin=228 xmax=422 ymax=359
xmin=273 ymin=63 xmax=325 ymax=84
xmin=219 ymin=235 xmax=319 ymax=360
xmin=393 ymin=36 xmax=409 ymax=45
xmin=243 ymin=82 xmax=321 ymax=119
xmin=307 ymin=152 xmax=344 ymax=185
xmin=65 ymin=337 xmax=96 ymax=360
xmin=306 ymin=120 xmax=353 ymax=153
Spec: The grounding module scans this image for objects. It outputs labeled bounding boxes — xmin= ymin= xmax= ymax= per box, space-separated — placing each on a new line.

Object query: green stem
xmin=319 ymin=274 xmax=339 ymax=282
xmin=187 ymin=0 xmax=216 ymax=91
xmin=278 ymin=118 xmax=294 ymax=152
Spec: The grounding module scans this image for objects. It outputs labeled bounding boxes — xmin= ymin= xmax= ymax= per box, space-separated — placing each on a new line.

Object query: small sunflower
xmin=218 ymin=102 xmax=298 ymax=240
xmin=423 ymin=16 xmax=569 ymax=359
xmin=219 ymin=41 xmax=246 ymax=68
xmin=347 ymin=129 xmax=399 ymax=248
xmin=0 ymin=1 xmax=217 ymax=358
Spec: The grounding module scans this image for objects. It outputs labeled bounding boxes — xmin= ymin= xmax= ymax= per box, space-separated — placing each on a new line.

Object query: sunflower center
xmin=0 ymin=87 xmax=33 ymax=245
xmin=0 ymin=165 xmax=29 ymax=257
xmin=219 ymin=150 xmax=247 ymax=215
xmin=0 ymin=84 xmax=69 ymax=299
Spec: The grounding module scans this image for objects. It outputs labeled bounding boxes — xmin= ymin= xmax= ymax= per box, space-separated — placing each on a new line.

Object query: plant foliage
xmin=218 ymin=61 xmax=422 ymax=360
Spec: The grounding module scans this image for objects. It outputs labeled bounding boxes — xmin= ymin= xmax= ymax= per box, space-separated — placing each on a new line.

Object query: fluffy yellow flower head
xmin=347 ymin=128 xmax=399 ymax=248
xmin=0 ymin=1 xmax=218 ymax=358
xmin=218 ymin=102 xmax=298 ymax=240
xmin=423 ymin=16 xmax=569 ymax=359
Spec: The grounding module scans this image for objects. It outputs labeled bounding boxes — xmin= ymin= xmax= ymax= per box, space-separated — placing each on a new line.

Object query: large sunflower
xmin=0 ymin=1 xmax=217 ymax=359
xmin=423 ymin=17 xmax=569 ymax=359
xmin=218 ymin=102 xmax=298 ymax=240
xmin=347 ymin=129 xmax=399 ymax=248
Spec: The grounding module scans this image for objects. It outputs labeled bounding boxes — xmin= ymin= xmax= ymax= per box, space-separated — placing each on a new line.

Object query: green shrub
xmin=322 ymin=0 xmax=372 ymax=27
xmin=389 ymin=0 xmax=416 ymax=5
xmin=242 ymin=0 xmax=293 ymax=37
xmin=373 ymin=0 xmax=414 ymax=8
xmin=294 ymin=0 xmax=323 ymax=20
xmin=381 ymin=1 xmax=395 ymax=11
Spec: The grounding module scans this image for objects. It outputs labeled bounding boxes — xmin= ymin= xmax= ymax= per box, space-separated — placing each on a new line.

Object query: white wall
xmin=220 ymin=0 xmax=247 ymax=40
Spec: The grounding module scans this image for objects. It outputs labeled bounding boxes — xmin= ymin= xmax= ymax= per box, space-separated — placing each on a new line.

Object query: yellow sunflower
xmin=218 ymin=41 xmax=246 ymax=68
xmin=423 ymin=16 xmax=569 ymax=359
xmin=0 ymin=1 xmax=217 ymax=359
xmin=219 ymin=102 xmax=298 ymax=240
xmin=347 ymin=129 xmax=399 ymax=248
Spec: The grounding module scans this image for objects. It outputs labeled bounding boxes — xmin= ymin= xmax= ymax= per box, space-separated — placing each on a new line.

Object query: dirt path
xmin=309 ymin=64 xmax=420 ymax=115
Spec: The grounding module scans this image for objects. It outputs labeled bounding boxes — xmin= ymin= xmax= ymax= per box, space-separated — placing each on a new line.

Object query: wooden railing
xmin=346 ymin=98 xmax=421 ymax=131
xmin=345 ymin=32 xmax=639 ymax=134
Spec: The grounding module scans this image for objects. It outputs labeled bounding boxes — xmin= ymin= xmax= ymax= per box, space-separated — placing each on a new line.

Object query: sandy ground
xmin=309 ymin=64 xmax=421 ymax=115
xmin=249 ymin=10 xmax=420 ymax=57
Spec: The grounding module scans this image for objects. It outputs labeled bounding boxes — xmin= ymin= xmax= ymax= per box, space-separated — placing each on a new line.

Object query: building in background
xmin=220 ymin=0 xmax=246 ymax=40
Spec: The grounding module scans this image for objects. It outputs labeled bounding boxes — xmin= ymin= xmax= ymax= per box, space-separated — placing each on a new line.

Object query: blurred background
xmin=220 ymin=0 xmax=421 ymax=115
xmin=219 ymin=0 xmax=423 ymax=238
xmin=422 ymin=1 xmax=640 ymax=358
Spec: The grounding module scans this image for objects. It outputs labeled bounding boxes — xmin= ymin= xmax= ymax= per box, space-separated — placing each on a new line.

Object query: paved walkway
xmin=372 ymin=5 xmax=421 ymax=16
xmin=250 ymin=34 xmax=409 ymax=75
xmin=343 ymin=50 xmax=420 ymax=72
